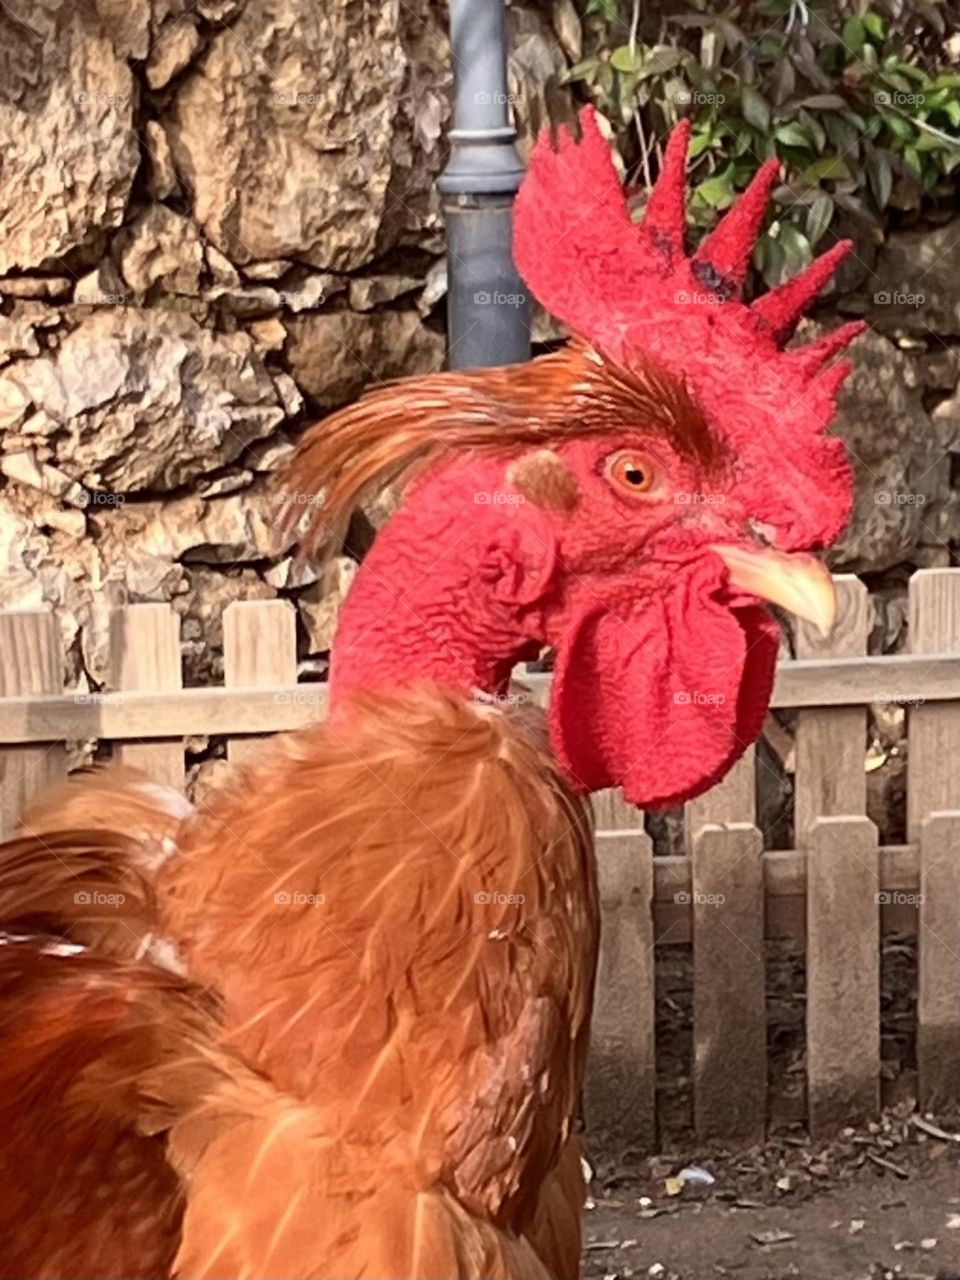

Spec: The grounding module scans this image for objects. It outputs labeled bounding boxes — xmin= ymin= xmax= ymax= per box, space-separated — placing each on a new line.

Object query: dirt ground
xmin=581 ymin=1113 xmax=960 ymax=1280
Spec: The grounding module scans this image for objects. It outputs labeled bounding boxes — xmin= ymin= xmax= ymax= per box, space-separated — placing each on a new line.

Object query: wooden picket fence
xmin=0 ymin=568 xmax=958 ymax=1149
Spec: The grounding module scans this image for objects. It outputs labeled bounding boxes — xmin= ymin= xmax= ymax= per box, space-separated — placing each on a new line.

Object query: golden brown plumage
xmin=0 ymin=693 xmax=597 ymax=1278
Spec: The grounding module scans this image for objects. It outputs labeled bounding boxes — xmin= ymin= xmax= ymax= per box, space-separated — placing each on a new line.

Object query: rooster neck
xmin=327 ymin=497 xmax=541 ymax=709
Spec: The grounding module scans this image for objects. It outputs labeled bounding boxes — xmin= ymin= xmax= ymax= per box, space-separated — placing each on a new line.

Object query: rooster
xmin=0 ymin=109 xmax=862 ymax=1279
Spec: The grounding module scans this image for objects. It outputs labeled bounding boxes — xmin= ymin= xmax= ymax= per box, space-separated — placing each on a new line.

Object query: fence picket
xmin=795 ymin=576 xmax=870 ymax=837
xmin=692 ymin=822 xmax=766 ymax=1143
xmin=686 ymin=747 xmax=755 ymax=837
xmin=908 ymin=570 xmax=960 ymax=838
xmin=917 ymin=811 xmax=960 ymax=1109
xmin=223 ymin=600 xmax=298 ymax=765
xmin=586 ymin=829 xmax=656 ymax=1149
xmin=110 ymin=604 xmax=184 ymax=790
xmin=806 ymin=815 xmax=879 ymax=1136
xmin=0 ymin=611 xmax=66 ymax=840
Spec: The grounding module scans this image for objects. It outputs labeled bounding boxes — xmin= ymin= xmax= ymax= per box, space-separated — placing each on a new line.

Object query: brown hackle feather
xmin=19 ymin=765 xmax=190 ymax=859
xmin=281 ymin=337 xmax=717 ymax=561
xmin=0 ymin=768 xmax=191 ymax=963
xmin=0 ymin=829 xmax=158 ymax=960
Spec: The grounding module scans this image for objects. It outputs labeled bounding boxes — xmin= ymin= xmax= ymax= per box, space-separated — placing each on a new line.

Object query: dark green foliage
xmin=569 ymin=1 xmax=960 ymax=285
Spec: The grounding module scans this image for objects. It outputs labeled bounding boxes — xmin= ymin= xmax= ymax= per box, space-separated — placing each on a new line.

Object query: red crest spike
xmin=639 ymin=118 xmax=692 ymax=254
xmin=784 ymin=320 xmax=868 ymax=380
xmin=749 ymin=238 xmax=853 ymax=342
xmin=692 ymin=158 xmax=780 ymax=293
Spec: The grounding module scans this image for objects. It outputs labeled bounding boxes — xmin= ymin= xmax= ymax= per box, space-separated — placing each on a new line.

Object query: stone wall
xmin=0 ymin=0 xmax=957 ymax=718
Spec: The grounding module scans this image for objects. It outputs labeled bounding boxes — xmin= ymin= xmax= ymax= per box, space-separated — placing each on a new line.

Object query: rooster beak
xmin=710 ymin=544 xmax=837 ymax=638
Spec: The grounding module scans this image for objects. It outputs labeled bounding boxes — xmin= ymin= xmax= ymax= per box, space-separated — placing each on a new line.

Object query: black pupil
xmin=624 ymin=465 xmax=646 ymax=486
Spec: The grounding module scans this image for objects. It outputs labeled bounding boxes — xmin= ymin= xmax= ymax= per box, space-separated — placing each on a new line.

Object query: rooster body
xmin=0 ymin=109 xmax=863 ymax=1278
xmin=0 ymin=695 xmax=595 ymax=1278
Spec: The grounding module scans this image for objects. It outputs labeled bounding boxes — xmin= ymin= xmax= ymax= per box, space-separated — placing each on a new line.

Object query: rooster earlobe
xmin=481 ymin=506 xmax=559 ymax=609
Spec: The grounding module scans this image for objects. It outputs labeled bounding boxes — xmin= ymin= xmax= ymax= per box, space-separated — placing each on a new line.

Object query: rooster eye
xmin=604 ymin=451 xmax=657 ymax=497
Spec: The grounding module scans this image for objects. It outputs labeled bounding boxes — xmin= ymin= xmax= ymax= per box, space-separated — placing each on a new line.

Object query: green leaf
xmin=561 ymin=57 xmax=601 ymax=85
xmin=806 ymin=192 xmax=835 ymax=245
xmin=915 ymin=130 xmax=945 ymax=153
xmin=696 ymin=175 xmax=737 ymax=209
xmin=771 ymin=57 xmax=796 ymax=107
xmin=794 ymin=94 xmax=848 ymax=111
xmin=842 ymin=17 xmax=865 ymax=54
xmin=688 ymin=131 xmax=713 ymax=159
xmin=637 ymin=47 xmax=686 ymax=79
xmin=882 ymin=112 xmax=915 ymax=143
xmin=865 ymin=147 xmax=893 ymax=208
xmin=824 ymin=113 xmax=861 ymax=154
xmin=775 ymin=122 xmax=811 ymax=147
xmin=778 ymin=223 xmax=813 ymax=277
xmin=903 ymin=145 xmax=922 ymax=175
xmin=800 ymin=154 xmax=852 ymax=182
xmin=741 ymin=85 xmax=771 ymax=132
xmin=799 ymin=108 xmax=826 ymax=152
xmin=610 ymin=45 xmax=644 ymax=74
xmin=754 ymin=232 xmax=786 ymax=288
xmin=863 ymin=12 xmax=886 ymax=40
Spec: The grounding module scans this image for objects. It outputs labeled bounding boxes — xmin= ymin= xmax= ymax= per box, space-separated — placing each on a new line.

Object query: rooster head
xmin=287 ymin=108 xmax=862 ymax=809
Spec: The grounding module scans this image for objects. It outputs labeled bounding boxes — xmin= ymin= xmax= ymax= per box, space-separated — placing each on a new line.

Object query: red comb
xmin=513 ymin=107 xmax=867 ymax=552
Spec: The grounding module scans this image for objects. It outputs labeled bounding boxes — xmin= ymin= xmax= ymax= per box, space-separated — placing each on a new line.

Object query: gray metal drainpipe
xmin=437 ymin=0 xmax=531 ymax=370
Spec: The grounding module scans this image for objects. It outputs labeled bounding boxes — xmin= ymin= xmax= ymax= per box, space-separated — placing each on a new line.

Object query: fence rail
xmin=0 ymin=569 xmax=958 ymax=1148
